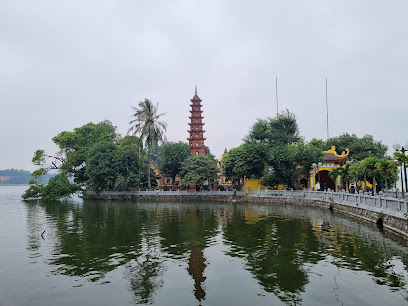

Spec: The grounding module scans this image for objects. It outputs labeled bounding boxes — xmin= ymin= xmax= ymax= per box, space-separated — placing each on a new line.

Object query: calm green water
xmin=1 ymin=186 xmax=408 ymax=305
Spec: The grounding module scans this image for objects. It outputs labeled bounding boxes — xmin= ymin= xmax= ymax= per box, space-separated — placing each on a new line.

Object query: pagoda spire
xmin=195 ymin=84 xmax=197 ymax=96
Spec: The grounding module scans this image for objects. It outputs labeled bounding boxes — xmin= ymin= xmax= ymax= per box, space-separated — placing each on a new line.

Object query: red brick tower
xmin=187 ymin=86 xmax=206 ymax=155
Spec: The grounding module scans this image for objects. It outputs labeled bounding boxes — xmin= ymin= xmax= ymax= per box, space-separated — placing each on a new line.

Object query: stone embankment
xmin=87 ymin=190 xmax=245 ymax=203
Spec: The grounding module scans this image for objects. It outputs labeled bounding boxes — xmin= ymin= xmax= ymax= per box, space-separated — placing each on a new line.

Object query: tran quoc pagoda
xmin=187 ymin=86 xmax=206 ymax=155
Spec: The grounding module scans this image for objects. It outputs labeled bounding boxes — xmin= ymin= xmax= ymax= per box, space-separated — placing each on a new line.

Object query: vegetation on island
xmin=223 ymin=110 xmax=325 ymax=189
xmin=21 ymin=98 xmax=403 ymax=200
xmin=22 ymin=99 xmax=218 ymax=200
xmin=223 ymin=109 xmax=399 ymax=192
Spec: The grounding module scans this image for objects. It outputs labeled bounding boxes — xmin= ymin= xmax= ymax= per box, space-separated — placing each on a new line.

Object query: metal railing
xmin=245 ymin=188 xmax=408 ymax=215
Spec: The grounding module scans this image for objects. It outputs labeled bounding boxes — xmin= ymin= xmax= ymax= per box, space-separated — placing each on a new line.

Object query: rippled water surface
xmin=2 ymin=185 xmax=408 ymax=305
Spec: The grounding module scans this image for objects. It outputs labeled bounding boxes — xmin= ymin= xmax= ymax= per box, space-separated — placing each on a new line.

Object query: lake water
xmin=1 ymin=185 xmax=408 ymax=305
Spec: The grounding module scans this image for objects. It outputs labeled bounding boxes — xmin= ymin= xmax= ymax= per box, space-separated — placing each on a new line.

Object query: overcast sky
xmin=1 ymin=0 xmax=408 ymax=171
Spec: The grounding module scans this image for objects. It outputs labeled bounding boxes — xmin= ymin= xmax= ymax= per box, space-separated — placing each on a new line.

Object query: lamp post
xmin=312 ymin=162 xmax=322 ymax=191
xmin=392 ymin=143 xmax=408 ymax=197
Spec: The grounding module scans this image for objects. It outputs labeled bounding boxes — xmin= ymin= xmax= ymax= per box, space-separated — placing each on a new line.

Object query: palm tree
xmin=329 ymin=167 xmax=342 ymax=192
xmin=350 ymin=161 xmax=365 ymax=193
xmin=328 ymin=162 xmax=352 ymax=192
xmin=128 ymin=99 xmax=167 ymax=190
xmin=393 ymin=152 xmax=408 ymax=198
xmin=375 ymin=158 xmax=398 ymax=193
xmin=361 ymin=157 xmax=381 ymax=195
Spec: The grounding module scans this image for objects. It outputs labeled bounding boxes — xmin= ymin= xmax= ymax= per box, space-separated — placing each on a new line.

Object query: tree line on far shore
xmin=22 ymin=99 xmax=406 ymax=200
xmin=0 ymin=169 xmax=55 ymax=185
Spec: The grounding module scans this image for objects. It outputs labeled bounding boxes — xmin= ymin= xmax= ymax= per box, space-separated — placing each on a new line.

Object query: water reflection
xmin=23 ymin=201 xmax=408 ymax=305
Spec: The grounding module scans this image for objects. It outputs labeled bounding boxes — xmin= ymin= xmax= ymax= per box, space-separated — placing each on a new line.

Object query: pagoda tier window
xmin=196 ymin=151 xmax=199 ymax=155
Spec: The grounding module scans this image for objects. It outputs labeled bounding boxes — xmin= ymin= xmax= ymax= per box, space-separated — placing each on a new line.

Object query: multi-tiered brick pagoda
xmin=187 ymin=86 xmax=206 ymax=155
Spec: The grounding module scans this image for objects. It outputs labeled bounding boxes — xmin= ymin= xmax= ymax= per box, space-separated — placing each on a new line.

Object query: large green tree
xmin=240 ymin=110 xmax=322 ymax=188
xmin=244 ymin=109 xmax=300 ymax=146
xmin=22 ymin=120 xmax=148 ymax=199
xmin=291 ymin=139 xmax=324 ymax=179
xmin=327 ymin=133 xmax=387 ymax=161
xmin=180 ymin=155 xmax=218 ymax=190
xmin=53 ymin=120 xmax=118 ymax=184
xmin=86 ymin=142 xmax=118 ymax=191
xmin=159 ymin=142 xmax=191 ymax=185
xmin=263 ymin=145 xmax=299 ymax=188
xmin=223 ymin=143 xmax=266 ymax=182
xmin=128 ymin=99 xmax=167 ymax=190
xmin=86 ymin=141 xmax=144 ymax=191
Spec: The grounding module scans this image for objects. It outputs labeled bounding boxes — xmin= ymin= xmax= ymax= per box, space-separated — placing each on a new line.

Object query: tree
xmin=42 ymin=173 xmax=78 ymax=200
xmin=223 ymin=143 xmax=266 ymax=182
xmin=328 ymin=163 xmax=352 ymax=192
xmin=86 ymin=142 xmax=144 ymax=191
xmin=113 ymin=146 xmax=143 ymax=190
xmin=375 ymin=158 xmax=398 ymax=192
xmin=244 ymin=109 xmax=300 ymax=146
xmin=22 ymin=167 xmax=47 ymax=199
xmin=22 ymin=120 xmax=144 ymax=199
xmin=117 ymin=135 xmax=143 ymax=150
xmin=242 ymin=110 xmax=304 ymax=187
xmin=327 ymin=133 xmax=387 ymax=161
xmin=86 ymin=142 xmax=118 ymax=191
xmin=53 ymin=120 xmax=118 ymax=185
xmin=159 ymin=142 xmax=191 ymax=185
xmin=393 ymin=152 xmax=408 ymax=195
xmin=363 ymin=157 xmax=382 ymax=195
xmin=263 ymin=145 xmax=298 ymax=188
xmin=291 ymin=139 xmax=324 ymax=180
xmin=128 ymin=99 xmax=167 ymax=190
xmin=180 ymin=155 xmax=218 ymax=190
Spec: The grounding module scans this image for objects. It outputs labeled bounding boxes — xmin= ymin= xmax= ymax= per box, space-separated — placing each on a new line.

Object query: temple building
xmin=309 ymin=146 xmax=349 ymax=190
xmin=187 ymin=86 xmax=206 ymax=155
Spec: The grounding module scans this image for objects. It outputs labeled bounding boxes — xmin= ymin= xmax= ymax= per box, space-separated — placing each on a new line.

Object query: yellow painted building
xmin=309 ymin=146 xmax=349 ymax=190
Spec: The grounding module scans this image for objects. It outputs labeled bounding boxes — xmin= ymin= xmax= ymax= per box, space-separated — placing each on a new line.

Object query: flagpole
xmin=326 ymin=78 xmax=329 ymax=141
xmin=276 ymin=76 xmax=279 ymax=116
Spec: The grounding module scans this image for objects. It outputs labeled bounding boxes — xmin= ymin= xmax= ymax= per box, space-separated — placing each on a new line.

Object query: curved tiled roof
xmin=323 ymin=146 xmax=349 ymax=163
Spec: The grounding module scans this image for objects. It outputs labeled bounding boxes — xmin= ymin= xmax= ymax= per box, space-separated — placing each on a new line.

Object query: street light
xmin=312 ymin=162 xmax=322 ymax=191
xmin=392 ymin=143 xmax=408 ymax=197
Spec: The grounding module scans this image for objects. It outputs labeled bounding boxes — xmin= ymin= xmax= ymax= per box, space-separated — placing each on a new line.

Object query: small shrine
xmin=187 ymin=86 xmax=206 ymax=155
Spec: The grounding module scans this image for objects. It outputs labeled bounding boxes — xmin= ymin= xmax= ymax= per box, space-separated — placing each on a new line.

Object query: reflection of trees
xmin=319 ymin=221 xmax=407 ymax=289
xmin=224 ymin=204 xmax=408 ymax=304
xmin=125 ymin=226 xmax=165 ymax=304
xmin=31 ymin=201 xmax=167 ymax=303
xmin=223 ymin=205 xmax=325 ymax=305
xmin=25 ymin=202 xmax=49 ymax=259
xmin=26 ymin=200 xmax=408 ymax=304
xmin=159 ymin=206 xmax=219 ymax=303
xmin=40 ymin=201 xmax=147 ymax=280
